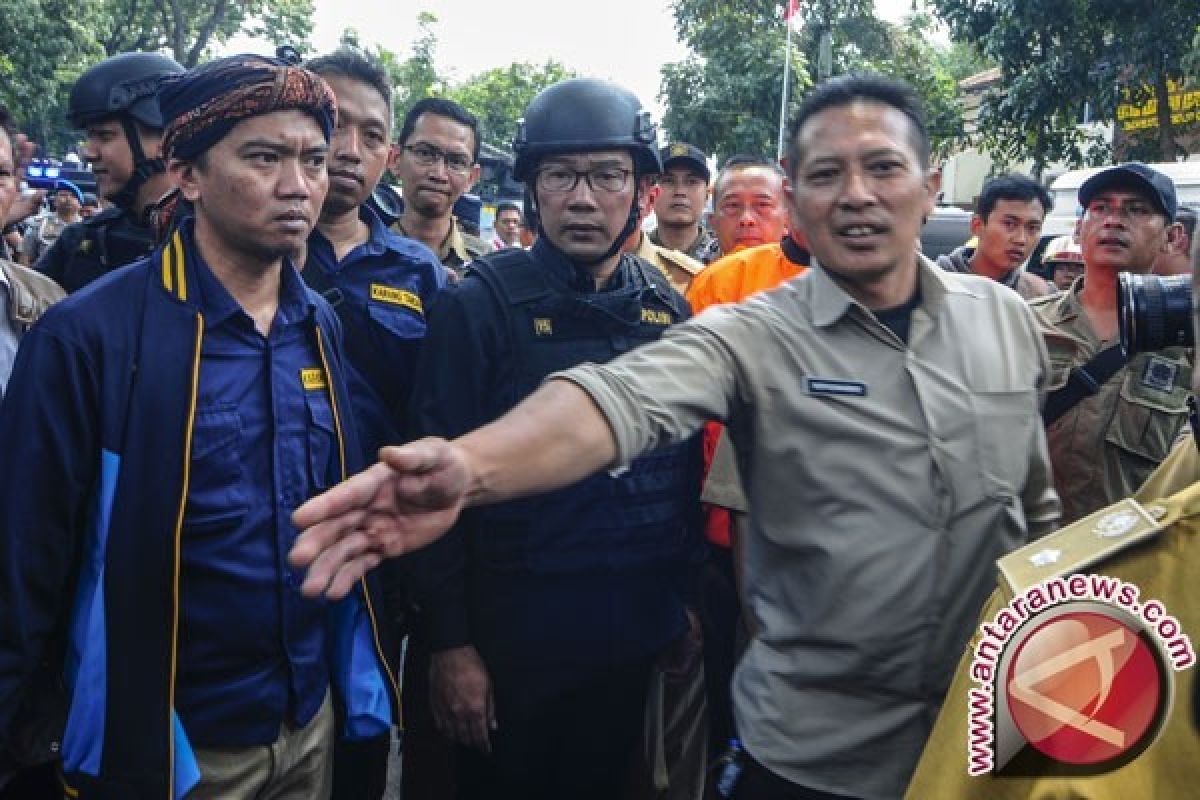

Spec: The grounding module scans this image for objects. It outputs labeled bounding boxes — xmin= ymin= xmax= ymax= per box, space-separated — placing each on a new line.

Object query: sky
xmin=231 ymin=0 xmax=926 ymax=121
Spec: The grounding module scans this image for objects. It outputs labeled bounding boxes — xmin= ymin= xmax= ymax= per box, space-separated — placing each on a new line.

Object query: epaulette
xmin=998 ymin=497 xmax=1169 ymax=594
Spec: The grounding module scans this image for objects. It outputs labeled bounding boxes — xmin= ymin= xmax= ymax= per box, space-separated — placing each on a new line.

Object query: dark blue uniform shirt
xmin=305 ymin=205 xmax=445 ymax=442
xmin=177 ymin=244 xmax=339 ymax=747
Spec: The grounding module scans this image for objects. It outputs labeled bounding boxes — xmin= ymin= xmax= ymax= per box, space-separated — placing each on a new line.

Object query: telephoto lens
xmin=1118 ymin=272 xmax=1194 ymax=355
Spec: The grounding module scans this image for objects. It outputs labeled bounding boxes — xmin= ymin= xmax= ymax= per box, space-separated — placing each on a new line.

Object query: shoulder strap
xmin=1042 ymin=344 xmax=1128 ymax=425
xmin=466 ymin=248 xmax=551 ymax=305
xmin=998 ymin=496 xmax=1168 ymax=594
xmin=464 ymin=249 xmax=549 ymax=409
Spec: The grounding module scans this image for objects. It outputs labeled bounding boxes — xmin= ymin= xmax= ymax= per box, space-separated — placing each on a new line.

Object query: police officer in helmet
xmin=35 ymin=52 xmax=184 ymax=293
xmin=400 ymin=79 xmax=701 ymax=800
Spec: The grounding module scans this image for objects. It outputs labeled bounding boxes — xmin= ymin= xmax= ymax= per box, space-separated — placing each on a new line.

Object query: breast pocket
xmin=305 ymin=388 xmax=340 ymax=492
xmin=1105 ymin=354 xmax=1191 ymax=464
xmin=367 ymin=302 xmax=425 ymax=348
xmin=186 ymin=405 xmax=248 ymax=531
xmin=973 ymin=388 xmax=1040 ymax=496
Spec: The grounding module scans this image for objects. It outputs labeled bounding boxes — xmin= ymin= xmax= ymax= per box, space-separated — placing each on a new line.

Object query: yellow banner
xmin=1117 ymin=79 xmax=1200 ymax=133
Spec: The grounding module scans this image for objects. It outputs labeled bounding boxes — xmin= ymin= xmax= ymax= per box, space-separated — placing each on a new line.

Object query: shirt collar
xmin=395 ymin=215 xmax=471 ymax=265
xmin=182 ymin=218 xmax=313 ymax=328
xmin=309 ymin=204 xmax=396 ymax=270
xmin=809 ymin=253 xmax=978 ymax=328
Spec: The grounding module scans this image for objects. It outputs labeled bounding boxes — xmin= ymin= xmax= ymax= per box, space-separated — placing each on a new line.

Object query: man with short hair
xmin=1153 ymin=203 xmax=1197 ymax=276
xmin=390 ymin=98 xmax=492 ymax=278
xmin=291 ymin=73 xmax=1059 ymax=800
xmin=20 ymin=180 xmax=83 ymax=266
xmin=0 ymin=55 xmax=398 ymax=799
xmin=304 ymin=49 xmax=445 ymax=431
xmin=491 ymin=201 xmax=522 ymax=249
xmin=650 ymin=142 xmax=720 ymax=265
xmin=302 ymin=48 xmax=445 ymax=800
xmin=35 ymin=52 xmax=184 ymax=292
xmin=708 ymin=155 xmax=788 ymax=257
xmin=1033 ymin=162 xmax=1191 ymax=524
xmin=625 ymin=181 xmax=705 ymax=296
xmin=937 ymin=174 xmax=1054 ymax=299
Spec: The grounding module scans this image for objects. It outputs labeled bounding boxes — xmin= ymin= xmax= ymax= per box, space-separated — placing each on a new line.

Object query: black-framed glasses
xmin=535 ymin=166 xmax=632 ymax=194
xmin=403 ymin=143 xmax=473 ymax=175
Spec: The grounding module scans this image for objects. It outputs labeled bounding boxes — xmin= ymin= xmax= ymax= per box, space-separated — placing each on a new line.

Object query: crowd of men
xmin=0 ymin=42 xmax=1196 ymax=800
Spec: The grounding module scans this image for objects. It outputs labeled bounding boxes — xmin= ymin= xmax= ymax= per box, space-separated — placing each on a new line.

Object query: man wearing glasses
xmin=1030 ymin=163 xmax=1191 ymax=524
xmin=390 ymin=98 xmax=492 ymax=279
xmin=399 ymin=79 xmax=700 ymax=800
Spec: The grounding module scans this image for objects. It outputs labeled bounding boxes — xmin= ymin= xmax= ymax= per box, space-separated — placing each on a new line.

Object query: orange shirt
xmin=686 ymin=238 xmax=809 ymax=547
xmin=686 ymin=239 xmax=808 ymax=312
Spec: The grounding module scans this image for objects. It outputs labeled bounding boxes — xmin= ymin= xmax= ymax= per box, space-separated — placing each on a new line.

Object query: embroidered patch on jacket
xmin=1141 ymin=357 xmax=1178 ymax=393
xmin=641 ymin=308 xmax=673 ymax=326
xmin=300 ymin=367 xmax=328 ymax=391
xmin=533 ymin=317 xmax=553 ymax=336
xmin=369 ymin=283 xmax=423 ymax=313
xmin=805 ymin=377 xmax=868 ymax=397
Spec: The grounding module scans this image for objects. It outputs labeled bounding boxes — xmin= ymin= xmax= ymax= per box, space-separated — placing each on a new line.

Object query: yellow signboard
xmin=1117 ymin=80 xmax=1200 ymax=133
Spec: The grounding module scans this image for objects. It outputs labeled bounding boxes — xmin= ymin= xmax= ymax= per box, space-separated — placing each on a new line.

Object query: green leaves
xmin=447 ymin=61 xmax=577 ymax=149
xmin=929 ymin=0 xmax=1197 ymax=167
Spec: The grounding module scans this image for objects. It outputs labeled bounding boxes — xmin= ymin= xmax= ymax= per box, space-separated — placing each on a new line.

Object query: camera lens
xmin=1118 ymin=272 xmax=1194 ymax=355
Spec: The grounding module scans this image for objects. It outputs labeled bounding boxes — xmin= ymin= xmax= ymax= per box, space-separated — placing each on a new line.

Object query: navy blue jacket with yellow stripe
xmin=0 ymin=229 xmax=399 ymax=799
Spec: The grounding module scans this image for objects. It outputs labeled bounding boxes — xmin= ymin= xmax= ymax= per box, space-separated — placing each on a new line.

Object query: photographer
xmin=1031 ymin=163 xmax=1192 ymax=524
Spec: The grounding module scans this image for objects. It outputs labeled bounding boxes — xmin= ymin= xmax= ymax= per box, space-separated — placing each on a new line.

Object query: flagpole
xmin=776 ymin=10 xmax=793 ymax=163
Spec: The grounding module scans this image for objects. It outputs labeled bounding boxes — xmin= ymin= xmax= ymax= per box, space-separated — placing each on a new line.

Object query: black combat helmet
xmin=512 ymin=78 xmax=660 ymax=182
xmin=67 ymin=52 xmax=184 ymax=130
xmin=66 ymin=52 xmax=185 ymax=211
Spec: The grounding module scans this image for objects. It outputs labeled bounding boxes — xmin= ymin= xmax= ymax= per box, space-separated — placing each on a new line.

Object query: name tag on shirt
xmin=805 ymin=377 xmax=868 ymax=397
xmin=300 ymin=368 xmax=328 ymax=391
xmin=369 ymin=283 xmax=423 ymax=314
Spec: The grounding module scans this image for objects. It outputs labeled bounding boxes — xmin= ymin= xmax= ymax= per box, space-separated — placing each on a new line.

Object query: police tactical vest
xmin=51 ymin=209 xmax=157 ymax=293
xmin=465 ymin=247 xmax=697 ymax=575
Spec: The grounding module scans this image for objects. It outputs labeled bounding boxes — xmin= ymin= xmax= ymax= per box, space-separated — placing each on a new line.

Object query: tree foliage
xmin=92 ymin=0 xmax=314 ymax=67
xmin=660 ymin=0 xmax=811 ymax=162
xmin=660 ymin=0 xmax=978 ymax=163
xmin=930 ymin=0 xmax=1198 ymax=170
xmin=448 ymin=61 xmax=577 ymax=149
xmin=0 ymin=0 xmax=314 ymax=153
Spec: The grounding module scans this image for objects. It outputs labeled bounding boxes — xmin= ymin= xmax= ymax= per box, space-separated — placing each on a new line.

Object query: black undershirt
xmin=872 ymin=288 xmax=922 ymax=344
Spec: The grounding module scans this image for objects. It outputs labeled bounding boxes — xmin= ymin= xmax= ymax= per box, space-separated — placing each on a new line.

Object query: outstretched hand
xmin=289 ymin=437 xmax=472 ymax=599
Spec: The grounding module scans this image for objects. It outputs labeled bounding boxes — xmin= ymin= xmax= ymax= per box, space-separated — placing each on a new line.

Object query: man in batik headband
xmin=0 ymin=54 xmax=397 ymax=800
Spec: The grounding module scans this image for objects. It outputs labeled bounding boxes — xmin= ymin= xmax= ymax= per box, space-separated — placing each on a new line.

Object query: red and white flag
xmin=784 ymin=0 xmax=800 ymax=21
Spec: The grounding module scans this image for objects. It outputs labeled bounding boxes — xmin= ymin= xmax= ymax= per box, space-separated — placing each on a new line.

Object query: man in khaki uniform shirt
xmin=289 ymin=74 xmax=1061 ymax=800
xmin=390 ymin=97 xmax=492 ymax=278
xmin=1031 ymin=163 xmax=1191 ymax=524
xmin=626 ymin=180 xmax=705 ymax=297
xmin=904 ymin=232 xmax=1200 ymax=799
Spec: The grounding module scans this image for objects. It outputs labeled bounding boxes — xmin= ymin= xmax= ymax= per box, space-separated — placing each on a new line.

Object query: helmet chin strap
xmin=107 ymin=117 xmax=166 ymax=219
xmin=534 ymin=183 xmax=642 ymax=268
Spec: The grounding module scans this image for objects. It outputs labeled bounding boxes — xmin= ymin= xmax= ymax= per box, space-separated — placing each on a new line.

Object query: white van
xmin=1043 ymin=161 xmax=1200 ymax=238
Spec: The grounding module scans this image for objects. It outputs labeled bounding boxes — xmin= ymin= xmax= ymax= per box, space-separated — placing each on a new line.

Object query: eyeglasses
xmin=403 ymin=143 xmax=473 ymax=175
xmin=535 ymin=166 xmax=632 ymax=194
